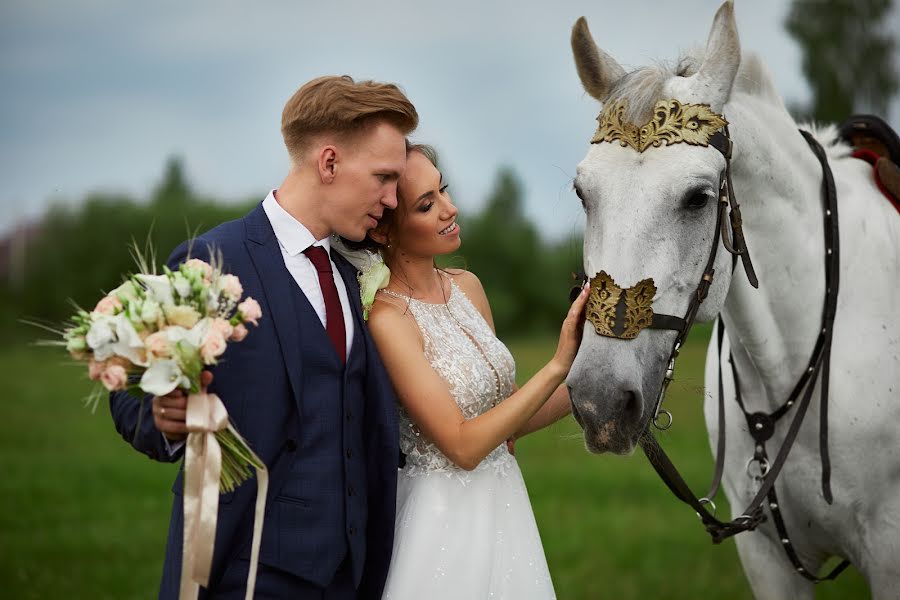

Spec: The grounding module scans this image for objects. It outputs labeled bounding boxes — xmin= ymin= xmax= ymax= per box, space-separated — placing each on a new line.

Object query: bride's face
xmin=391 ymin=151 xmax=461 ymax=257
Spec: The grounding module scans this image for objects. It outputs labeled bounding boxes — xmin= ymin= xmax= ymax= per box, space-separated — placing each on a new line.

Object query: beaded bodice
xmin=379 ymin=276 xmax=516 ymax=475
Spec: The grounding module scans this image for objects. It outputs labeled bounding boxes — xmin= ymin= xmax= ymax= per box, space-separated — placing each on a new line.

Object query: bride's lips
xmin=438 ymin=221 xmax=460 ymax=236
xmin=368 ymin=214 xmax=381 ymax=228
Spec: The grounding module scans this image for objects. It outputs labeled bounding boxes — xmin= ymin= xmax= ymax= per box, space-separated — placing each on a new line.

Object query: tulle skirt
xmin=382 ymin=447 xmax=556 ymax=599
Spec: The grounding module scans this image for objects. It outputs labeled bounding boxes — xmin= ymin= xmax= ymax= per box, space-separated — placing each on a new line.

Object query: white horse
xmin=566 ymin=2 xmax=900 ymax=598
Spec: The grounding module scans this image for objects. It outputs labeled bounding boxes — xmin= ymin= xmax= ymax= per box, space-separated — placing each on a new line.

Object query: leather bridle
xmin=581 ymin=124 xmax=850 ymax=582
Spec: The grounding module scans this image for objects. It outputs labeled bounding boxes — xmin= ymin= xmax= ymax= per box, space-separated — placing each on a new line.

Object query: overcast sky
xmin=2 ymin=0 xmax=898 ymax=240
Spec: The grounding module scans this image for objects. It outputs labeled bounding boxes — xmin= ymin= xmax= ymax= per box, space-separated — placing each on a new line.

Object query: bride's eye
xmin=418 ymin=201 xmax=434 ymax=213
xmin=439 ymin=184 xmax=449 ymax=194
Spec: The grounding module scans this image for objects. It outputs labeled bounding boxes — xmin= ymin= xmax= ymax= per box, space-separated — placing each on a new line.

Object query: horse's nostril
xmin=623 ymin=390 xmax=642 ymax=425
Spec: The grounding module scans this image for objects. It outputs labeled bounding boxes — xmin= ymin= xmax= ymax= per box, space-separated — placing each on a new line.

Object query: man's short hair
xmin=281 ymin=75 xmax=419 ymax=164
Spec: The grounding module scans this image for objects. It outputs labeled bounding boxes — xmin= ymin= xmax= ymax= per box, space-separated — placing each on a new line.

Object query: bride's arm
xmin=515 ymin=384 xmax=571 ymax=437
xmin=368 ymin=284 xmax=587 ymax=471
xmin=452 ymin=271 xmax=573 ymax=438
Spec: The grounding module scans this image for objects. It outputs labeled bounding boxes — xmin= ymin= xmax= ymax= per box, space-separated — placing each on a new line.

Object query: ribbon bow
xmin=180 ymin=392 xmax=268 ymax=600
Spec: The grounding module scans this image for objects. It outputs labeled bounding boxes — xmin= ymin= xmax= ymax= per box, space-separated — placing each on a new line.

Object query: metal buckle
xmin=653 ymin=409 xmax=673 ymax=431
xmin=746 ymin=456 xmax=770 ymax=479
xmin=696 ymin=497 xmax=717 ymax=519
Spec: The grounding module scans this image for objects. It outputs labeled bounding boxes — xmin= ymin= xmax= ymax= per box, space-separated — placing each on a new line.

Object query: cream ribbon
xmin=179 ymin=392 xmax=268 ymax=600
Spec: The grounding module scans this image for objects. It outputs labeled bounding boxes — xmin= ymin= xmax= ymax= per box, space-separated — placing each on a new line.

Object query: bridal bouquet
xmin=61 ymin=253 xmax=263 ymax=491
xmin=55 ymin=248 xmax=269 ymax=599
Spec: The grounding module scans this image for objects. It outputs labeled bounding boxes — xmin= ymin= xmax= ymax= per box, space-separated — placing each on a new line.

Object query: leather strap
xmin=635 ymin=128 xmax=848 ymax=580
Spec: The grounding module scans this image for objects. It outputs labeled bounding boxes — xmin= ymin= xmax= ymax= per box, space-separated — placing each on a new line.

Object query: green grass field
xmin=1 ymin=328 xmax=869 ymax=599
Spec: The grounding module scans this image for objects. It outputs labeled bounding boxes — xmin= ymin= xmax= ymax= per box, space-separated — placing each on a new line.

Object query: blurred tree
xmin=786 ymin=0 xmax=898 ymax=122
xmin=448 ymin=167 xmax=581 ymax=338
xmin=5 ymin=159 xmax=254 ymax=325
xmin=153 ymin=157 xmax=192 ymax=207
xmin=4 ymin=157 xmax=581 ymax=338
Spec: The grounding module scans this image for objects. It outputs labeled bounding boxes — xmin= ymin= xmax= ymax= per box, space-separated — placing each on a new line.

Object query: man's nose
xmin=382 ymin=184 xmax=399 ymax=209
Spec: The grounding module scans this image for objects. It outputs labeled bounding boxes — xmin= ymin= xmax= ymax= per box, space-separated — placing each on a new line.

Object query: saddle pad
xmin=851 ymin=149 xmax=900 ymax=215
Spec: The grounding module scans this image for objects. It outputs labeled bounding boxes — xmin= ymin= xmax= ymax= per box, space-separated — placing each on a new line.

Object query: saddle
xmin=838 ymin=114 xmax=900 ymax=213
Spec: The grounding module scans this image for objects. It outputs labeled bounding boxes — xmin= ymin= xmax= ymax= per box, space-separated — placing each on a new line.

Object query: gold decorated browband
xmin=592 ymin=99 xmax=728 ymax=153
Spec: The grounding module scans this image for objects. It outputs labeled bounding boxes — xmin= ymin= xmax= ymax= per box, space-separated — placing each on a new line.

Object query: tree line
xmin=3 ymin=158 xmax=582 ymax=340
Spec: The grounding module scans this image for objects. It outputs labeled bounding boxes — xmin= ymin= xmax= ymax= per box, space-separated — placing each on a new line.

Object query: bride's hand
xmin=550 ymin=284 xmax=589 ymax=376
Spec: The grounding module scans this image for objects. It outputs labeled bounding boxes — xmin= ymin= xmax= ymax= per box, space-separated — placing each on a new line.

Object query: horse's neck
xmin=719 ymin=96 xmax=828 ymax=408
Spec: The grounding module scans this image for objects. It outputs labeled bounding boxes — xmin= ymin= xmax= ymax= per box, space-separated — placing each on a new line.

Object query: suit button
xmin=346 ymin=411 xmax=353 ymax=422
xmin=347 ymin=486 xmax=355 ymax=497
xmin=349 ymin=526 xmax=357 ymax=535
xmin=285 ymin=439 xmax=297 ymax=452
xmin=346 ymin=449 xmax=353 ymax=459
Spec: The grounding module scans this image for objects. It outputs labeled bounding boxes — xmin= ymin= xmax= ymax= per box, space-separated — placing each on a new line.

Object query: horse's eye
xmin=684 ymin=190 xmax=711 ymax=210
xmin=574 ymin=182 xmax=586 ymax=207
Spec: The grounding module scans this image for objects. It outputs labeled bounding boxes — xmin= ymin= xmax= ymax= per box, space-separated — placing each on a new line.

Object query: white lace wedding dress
xmin=379 ymin=277 xmax=556 ymax=599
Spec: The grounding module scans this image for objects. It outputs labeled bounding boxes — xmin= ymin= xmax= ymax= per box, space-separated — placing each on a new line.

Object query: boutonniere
xmin=330 ymin=237 xmax=391 ymax=320
xmin=358 ymin=260 xmax=391 ymax=320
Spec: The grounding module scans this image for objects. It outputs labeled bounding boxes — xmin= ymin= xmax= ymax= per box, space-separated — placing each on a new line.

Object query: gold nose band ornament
xmin=586 ymin=271 xmax=657 ymax=340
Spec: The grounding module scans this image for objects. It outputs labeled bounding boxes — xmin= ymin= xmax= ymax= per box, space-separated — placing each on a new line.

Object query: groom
xmin=110 ymin=75 xmax=417 ymax=599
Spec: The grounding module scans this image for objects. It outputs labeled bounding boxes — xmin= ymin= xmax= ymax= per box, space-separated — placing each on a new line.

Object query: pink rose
xmin=88 ymin=359 xmax=106 ymax=381
xmin=219 ymin=274 xmax=243 ymax=300
xmin=145 ymin=331 xmax=173 ymax=358
xmin=94 ymin=294 xmax=122 ymax=315
xmin=211 ymin=317 xmax=234 ymax=340
xmin=230 ymin=323 xmax=248 ymax=342
xmin=185 ymin=258 xmax=213 ymax=281
xmin=237 ymin=297 xmax=262 ymax=326
xmin=100 ymin=364 xmax=128 ymax=391
xmin=200 ymin=329 xmax=227 ymax=364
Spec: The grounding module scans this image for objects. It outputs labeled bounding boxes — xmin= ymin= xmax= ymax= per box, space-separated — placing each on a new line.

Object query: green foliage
xmin=786 ymin=0 xmax=898 ymax=122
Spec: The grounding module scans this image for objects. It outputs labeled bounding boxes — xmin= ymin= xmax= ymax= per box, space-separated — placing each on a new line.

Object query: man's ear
xmin=317 ymin=146 xmax=338 ymax=184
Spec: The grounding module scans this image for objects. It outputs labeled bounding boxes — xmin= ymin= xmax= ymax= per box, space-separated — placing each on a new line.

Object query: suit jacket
xmin=109 ymin=203 xmax=400 ymax=599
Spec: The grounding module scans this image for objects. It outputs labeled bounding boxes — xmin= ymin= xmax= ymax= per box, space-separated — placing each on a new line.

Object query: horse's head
xmin=568 ymin=2 xmax=745 ymax=454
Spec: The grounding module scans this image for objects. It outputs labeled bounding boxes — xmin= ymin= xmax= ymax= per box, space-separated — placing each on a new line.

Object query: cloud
xmin=1 ymin=0 xmax=896 ymax=239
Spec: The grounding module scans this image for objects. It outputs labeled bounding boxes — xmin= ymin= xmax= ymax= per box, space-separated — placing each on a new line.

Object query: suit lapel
xmin=244 ymin=204 xmax=306 ymax=414
xmin=333 ymin=252 xmax=367 ymax=333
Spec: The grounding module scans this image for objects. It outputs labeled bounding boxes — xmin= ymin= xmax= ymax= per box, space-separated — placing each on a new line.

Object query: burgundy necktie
xmin=303 ymin=245 xmax=346 ymax=363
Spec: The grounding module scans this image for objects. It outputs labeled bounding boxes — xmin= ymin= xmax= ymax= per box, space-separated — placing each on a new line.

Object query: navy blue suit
xmin=110 ymin=204 xmax=400 ymax=599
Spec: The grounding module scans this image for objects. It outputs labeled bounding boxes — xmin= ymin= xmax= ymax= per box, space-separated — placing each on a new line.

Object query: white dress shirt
xmin=163 ymin=191 xmax=356 ymax=455
xmin=262 ymin=190 xmax=355 ymax=355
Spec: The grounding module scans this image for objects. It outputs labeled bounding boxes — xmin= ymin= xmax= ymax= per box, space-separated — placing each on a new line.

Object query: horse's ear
xmin=694 ymin=1 xmax=741 ymax=111
xmin=571 ymin=17 xmax=625 ymax=102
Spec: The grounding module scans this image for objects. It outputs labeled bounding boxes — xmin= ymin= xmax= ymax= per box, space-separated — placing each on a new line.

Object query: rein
xmin=633 ymin=129 xmax=850 ymax=582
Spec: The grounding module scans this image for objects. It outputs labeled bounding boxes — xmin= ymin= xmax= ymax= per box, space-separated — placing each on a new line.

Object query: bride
xmin=357 ymin=144 xmax=588 ymax=599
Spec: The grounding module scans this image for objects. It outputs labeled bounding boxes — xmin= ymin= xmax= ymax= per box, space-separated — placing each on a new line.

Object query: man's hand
xmin=152 ymin=371 xmax=213 ymax=442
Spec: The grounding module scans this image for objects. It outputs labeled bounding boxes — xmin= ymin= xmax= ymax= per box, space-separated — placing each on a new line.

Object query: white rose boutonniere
xmin=359 ymin=261 xmax=391 ymax=320
xmin=329 ymin=237 xmax=391 ymax=320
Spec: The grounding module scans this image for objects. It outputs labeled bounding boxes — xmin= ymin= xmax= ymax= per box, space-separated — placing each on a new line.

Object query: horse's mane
xmin=604 ymin=47 xmax=853 ymax=159
xmin=607 ymin=47 xmax=784 ymax=122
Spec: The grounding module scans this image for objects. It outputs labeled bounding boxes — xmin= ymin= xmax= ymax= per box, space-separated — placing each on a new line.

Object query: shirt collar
xmin=262 ymin=190 xmax=332 ymax=257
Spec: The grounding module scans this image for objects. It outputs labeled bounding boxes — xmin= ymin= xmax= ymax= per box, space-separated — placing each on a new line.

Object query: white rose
xmin=86 ymin=314 xmax=118 ymax=360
